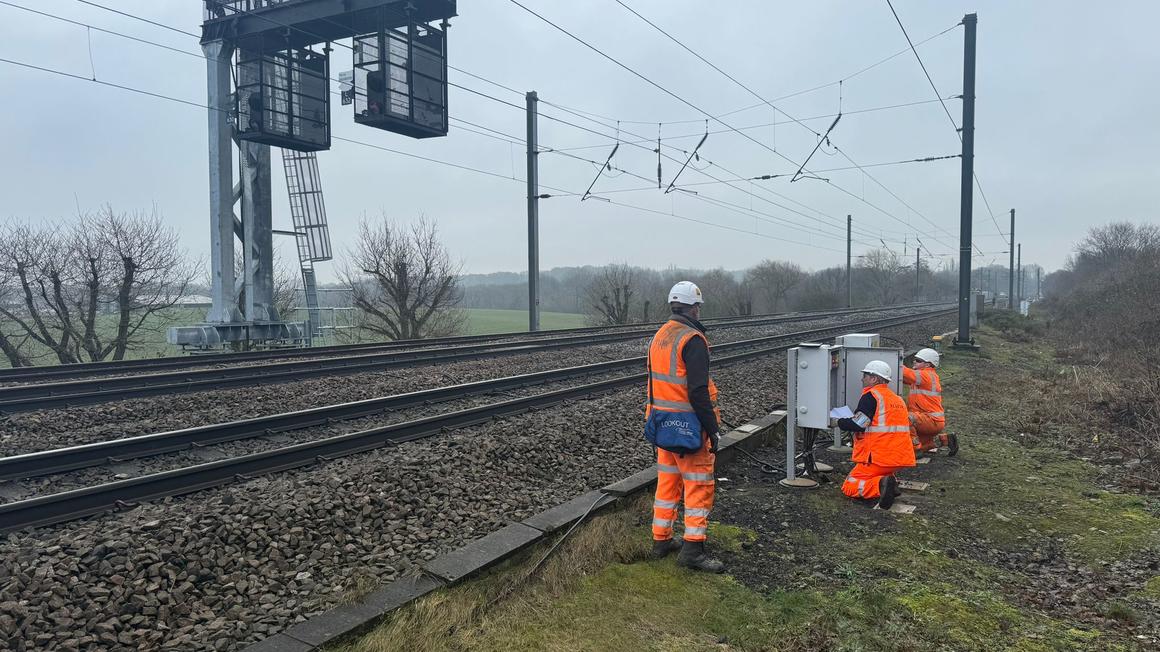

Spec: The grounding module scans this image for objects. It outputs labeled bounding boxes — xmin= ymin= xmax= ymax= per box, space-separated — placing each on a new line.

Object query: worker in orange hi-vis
xmin=902 ymin=348 xmax=958 ymax=457
xmin=835 ymin=361 xmax=917 ymax=509
xmin=644 ymin=281 xmax=725 ymax=573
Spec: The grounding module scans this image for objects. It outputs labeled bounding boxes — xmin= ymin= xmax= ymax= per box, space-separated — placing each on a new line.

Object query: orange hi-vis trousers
xmin=910 ymin=411 xmax=946 ymax=451
xmin=841 ymin=462 xmax=907 ymax=500
xmin=653 ymin=445 xmax=715 ymax=542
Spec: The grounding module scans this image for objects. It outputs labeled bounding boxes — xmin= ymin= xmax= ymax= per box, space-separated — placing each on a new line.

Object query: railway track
xmin=0 ymin=304 xmax=949 ymax=413
xmin=0 ymin=307 xmax=952 ymax=534
xmin=0 ymin=302 xmax=944 ymax=384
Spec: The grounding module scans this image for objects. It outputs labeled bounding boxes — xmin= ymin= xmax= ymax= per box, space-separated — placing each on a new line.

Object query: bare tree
xmin=695 ymin=268 xmax=744 ymax=318
xmin=747 ymin=260 xmax=805 ymax=312
xmin=1072 ymin=221 xmax=1160 ymax=275
xmin=795 ymin=266 xmax=847 ymax=310
xmin=234 ymin=251 xmax=301 ymax=322
xmin=857 ymin=248 xmax=905 ymax=306
xmin=341 ymin=215 xmax=465 ymax=340
xmin=584 ymin=263 xmax=638 ymax=325
xmin=0 ymin=262 xmax=33 ymax=367
xmin=0 ymin=208 xmax=195 ymax=364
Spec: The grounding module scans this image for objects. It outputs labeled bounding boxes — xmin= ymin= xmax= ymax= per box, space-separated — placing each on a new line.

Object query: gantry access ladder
xmin=281 ymin=149 xmax=333 ymax=341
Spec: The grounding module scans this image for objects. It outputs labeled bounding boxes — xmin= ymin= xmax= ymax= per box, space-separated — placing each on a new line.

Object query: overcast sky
xmin=1 ymin=0 xmax=1158 ymax=283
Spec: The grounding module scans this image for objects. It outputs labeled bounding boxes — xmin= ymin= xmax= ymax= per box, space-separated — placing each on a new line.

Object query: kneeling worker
xmin=647 ymin=281 xmax=725 ymax=573
xmin=902 ymin=348 xmax=954 ymax=455
xmin=836 ymin=360 xmax=916 ymax=509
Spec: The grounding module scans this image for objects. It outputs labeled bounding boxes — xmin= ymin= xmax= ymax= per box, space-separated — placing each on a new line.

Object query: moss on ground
xmin=1145 ymin=576 xmax=1160 ymax=598
xmin=706 ymin=522 xmax=757 ymax=552
xmin=331 ymin=326 xmax=1158 ymax=652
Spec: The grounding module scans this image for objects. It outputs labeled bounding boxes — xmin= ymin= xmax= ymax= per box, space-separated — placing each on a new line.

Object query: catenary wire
xmin=612 ymin=0 xmax=966 ymax=253
xmin=511 ymin=1 xmax=960 ymax=253
xmin=884 ymin=0 xmax=1007 ymax=245
xmin=66 ymin=0 xmax=915 ymax=247
xmin=0 ymin=53 xmax=855 ymax=253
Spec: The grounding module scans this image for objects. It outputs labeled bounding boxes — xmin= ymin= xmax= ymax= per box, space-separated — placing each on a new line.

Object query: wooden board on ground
xmin=898 ymin=480 xmax=929 ymax=492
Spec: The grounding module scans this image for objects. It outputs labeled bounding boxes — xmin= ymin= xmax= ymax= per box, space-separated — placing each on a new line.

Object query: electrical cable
xmin=539 ymin=99 xmax=897 ymax=243
xmin=885 ymin=0 xmax=960 ymax=137
xmin=63 ymin=0 xmax=905 ymax=247
xmin=547 ymin=97 xmax=956 ymax=152
xmin=516 ymin=4 xmax=961 ymax=254
xmin=46 ymin=1 xmax=950 ymax=251
xmin=612 ymin=0 xmax=965 ymax=250
xmin=883 ymin=0 xmax=1007 ymax=247
xmin=3 ymin=52 xmax=862 ymax=251
xmin=548 ymin=21 xmax=960 ymax=126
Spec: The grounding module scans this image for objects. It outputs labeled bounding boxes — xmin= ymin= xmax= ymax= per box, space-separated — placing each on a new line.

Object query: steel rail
xmin=0 ymin=308 xmax=950 ymax=481
xmin=0 ymin=309 xmax=953 ymax=533
xmin=0 ymin=302 xmax=946 ymax=383
xmin=0 ymin=309 xmax=778 ymax=381
xmin=0 ymin=305 xmax=949 ymax=413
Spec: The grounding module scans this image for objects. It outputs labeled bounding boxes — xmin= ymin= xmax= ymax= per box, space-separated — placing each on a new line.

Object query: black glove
xmin=707 ymin=430 xmax=720 ymax=454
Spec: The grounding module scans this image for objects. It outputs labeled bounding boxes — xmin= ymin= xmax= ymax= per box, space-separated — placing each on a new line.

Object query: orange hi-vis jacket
xmin=646 ymin=319 xmax=719 ymax=424
xmin=902 ymin=366 xmax=945 ymax=422
xmin=852 ymin=384 xmax=916 ymax=468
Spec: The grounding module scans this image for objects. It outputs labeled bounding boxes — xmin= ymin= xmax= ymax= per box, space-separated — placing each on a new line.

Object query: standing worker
xmin=646 ymin=281 xmax=725 ymax=573
xmin=902 ymin=348 xmax=957 ymax=456
xmin=835 ymin=361 xmax=916 ymax=509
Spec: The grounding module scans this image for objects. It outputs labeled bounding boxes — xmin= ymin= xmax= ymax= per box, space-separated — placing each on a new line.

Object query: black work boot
xmin=877 ymin=476 xmax=898 ymax=510
xmin=651 ymin=536 xmax=683 ymax=559
xmin=947 ymin=433 xmax=959 ymax=457
xmin=677 ymin=540 xmax=726 ymax=573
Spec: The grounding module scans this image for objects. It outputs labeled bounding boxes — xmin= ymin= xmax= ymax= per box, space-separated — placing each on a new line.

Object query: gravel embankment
xmin=0 ymin=314 xmax=950 ymax=652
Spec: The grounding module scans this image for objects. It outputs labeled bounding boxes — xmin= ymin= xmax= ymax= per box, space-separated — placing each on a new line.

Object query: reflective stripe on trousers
xmin=654 ymin=447 xmax=715 ymax=542
xmin=682 ymin=472 xmax=714 ymax=483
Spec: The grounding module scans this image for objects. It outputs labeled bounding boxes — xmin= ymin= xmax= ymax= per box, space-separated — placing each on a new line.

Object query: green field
xmin=463 ymin=308 xmax=587 ymax=335
xmin=0 ymin=308 xmax=589 ymax=367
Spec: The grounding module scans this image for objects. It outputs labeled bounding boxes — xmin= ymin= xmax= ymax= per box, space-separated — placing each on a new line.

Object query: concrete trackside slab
xmin=282 ymin=604 xmax=382 ymax=647
xmin=424 ymin=522 xmax=544 ymax=583
xmin=522 ymin=490 xmax=616 ymax=534
xmin=357 ymin=573 xmax=445 ymax=614
xmin=240 ymin=633 xmax=315 ymax=652
xmin=601 ymin=467 xmax=657 ymax=497
xmin=717 ymin=411 xmax=787 ymax=464
xmin=276 ymin=573 xmax=444 ymax=648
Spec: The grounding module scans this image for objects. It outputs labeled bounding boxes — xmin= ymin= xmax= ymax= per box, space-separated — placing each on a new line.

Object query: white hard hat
xmin=668 ymin=281 xmax=703 ymax=305
xmin=915 ymin=348 xmax=940 ymax=368
xmin=861 ymin=360 xmax=893 ymax=382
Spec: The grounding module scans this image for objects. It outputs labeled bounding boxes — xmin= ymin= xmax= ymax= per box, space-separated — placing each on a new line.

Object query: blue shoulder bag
xmin=644 ymin=342 xmax=704 ymax=454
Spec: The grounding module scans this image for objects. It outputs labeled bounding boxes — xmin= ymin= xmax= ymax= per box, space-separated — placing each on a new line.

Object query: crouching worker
xmin=836 ymin=360 xmax=916 ymax=509
xmin=902 ymin=348 xmax=956 ymax=456
xmin=645 ymin=281 xmax=725 ymax=573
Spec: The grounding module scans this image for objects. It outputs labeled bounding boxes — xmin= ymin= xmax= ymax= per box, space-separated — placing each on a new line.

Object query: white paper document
xmin=828 ymin=406 xmax=854 ymax=419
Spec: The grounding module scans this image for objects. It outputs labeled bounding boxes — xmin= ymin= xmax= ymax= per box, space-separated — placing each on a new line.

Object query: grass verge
xmin=328 ymin=326 xmax=1160 ymax=652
